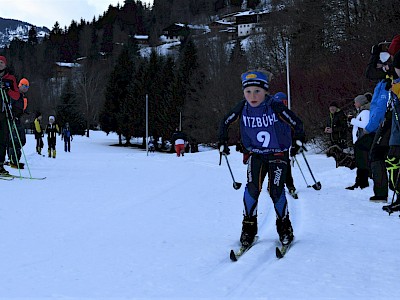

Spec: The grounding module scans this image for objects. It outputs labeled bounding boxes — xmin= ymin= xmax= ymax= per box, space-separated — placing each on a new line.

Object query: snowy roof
xmin=234 ymin=9 xmax=270 ymax=17
xmin=134 ymin=35 xmax=149 ymax=40
xmin=55 ymin=62 xmax=81 ymax=68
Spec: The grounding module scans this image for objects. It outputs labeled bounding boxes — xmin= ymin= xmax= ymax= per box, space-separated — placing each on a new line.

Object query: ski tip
xmin=230 ymin=250 xmax=238 ymax=262
xmin=275 ymin=247 xmax=284 ymax=259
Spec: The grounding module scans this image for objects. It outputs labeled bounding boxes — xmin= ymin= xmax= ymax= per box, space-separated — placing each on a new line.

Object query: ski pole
xmin=219 ymin=146 xmax=242 ymax=190
xmin=1 ymin=89 xmax=32 ymax=178
xmin=299 ymin=150 xmax=322 ymax=190
xmin=293 ymin=156 xmax=311 ymax=188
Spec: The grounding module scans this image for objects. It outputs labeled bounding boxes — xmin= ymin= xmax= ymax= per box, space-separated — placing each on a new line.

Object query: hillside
xmin=0 ymin=17 xmax=49 ymax=48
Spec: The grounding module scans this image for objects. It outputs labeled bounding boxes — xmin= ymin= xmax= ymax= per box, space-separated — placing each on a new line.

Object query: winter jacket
xmin=350 ymin=105 xmax=370 ymax=144
xmin=172 ymin=131 xmax=186 ymax=145
xmin=219 ymin=96 xmax=304 ymax=154
xmin=365 ymin=79 xmax=390 ymax=133
xmin=34 ymin=118 xmax=43 ymax=139
xmin=389 ymin=88 xmax=400 ymax=147
xmin=46 ymin=123 xmax=59 ymax=139
xmin=326 ymin=109 xmax=348 ymax=146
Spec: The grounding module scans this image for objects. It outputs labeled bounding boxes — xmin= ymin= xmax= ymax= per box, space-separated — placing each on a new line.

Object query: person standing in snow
xmin=171 ymin=128 xmax=187 ymax=157
xmin=345 ymin=94 xmax=371 ymax=190
xmin=61 ymin=122 xmax=73 ymax=152
xmin=324 ymin=102 xmax=348 ymax=150
xmin=8 ymin=78 xmax=29 ymax=169
xmin=0 ymin=55 xmax=19 ymax=175
xmin=364 ymin=36 xmax=400 ymax=202
xmin=46 ymin=115 xmax=59 ymax=158
xmin=218 ymin=69 xmax=305 ymax=248
xmin=34 ymin=111 xmax=44 ymax=155
xmin=382 ymin=51 xmax=400 ymax=212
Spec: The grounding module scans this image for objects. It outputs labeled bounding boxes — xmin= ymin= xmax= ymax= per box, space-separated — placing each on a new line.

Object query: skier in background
xmin=273 ymin=92 xmax=298 ymax=199
xmin=8 ymin=78 xmax=29 ymax=169
xmin=46 ymin=115 xmax=59 ymax=158
xmin=34 ymin=112 xmax=44 ymax=155
xmin=0 ymin=55 xmax=19 ymax=175
xmin=61 ymin=122 xmax=73 ymax=152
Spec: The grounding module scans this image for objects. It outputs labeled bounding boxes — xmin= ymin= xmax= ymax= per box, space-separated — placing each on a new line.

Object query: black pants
xmin=0 ymin=114 xmax=8 ymax=164
xmin=8 ymin=119 xmax=26 ymax=164
xmin=64 ymin=137 xmax=71 ymax=152
xmin=243 ymin=152 xmax=289 ymax=219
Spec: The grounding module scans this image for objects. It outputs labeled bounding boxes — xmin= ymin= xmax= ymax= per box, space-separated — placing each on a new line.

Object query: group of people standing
xmin=325 ymin=34 xmax=400 ymax=213
xmin=0 ymin=54 xmax=74 ymax=176
xmin=34 ymin=113 xmax=73 ymax=158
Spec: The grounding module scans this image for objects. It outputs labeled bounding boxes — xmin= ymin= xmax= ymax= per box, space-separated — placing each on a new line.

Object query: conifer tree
xmin=56 ymin=78 xmax=86 ymax=135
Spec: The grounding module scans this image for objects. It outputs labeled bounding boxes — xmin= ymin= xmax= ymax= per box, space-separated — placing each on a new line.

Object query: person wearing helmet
xmin=45 ymin=115 xmax=59 ymax=158
xmin=8 ymin=78 xmax=29 ymax=169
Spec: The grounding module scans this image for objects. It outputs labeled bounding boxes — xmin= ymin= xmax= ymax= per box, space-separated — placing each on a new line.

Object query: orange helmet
xmin=18 ymin=78 xmax=29 ymax=87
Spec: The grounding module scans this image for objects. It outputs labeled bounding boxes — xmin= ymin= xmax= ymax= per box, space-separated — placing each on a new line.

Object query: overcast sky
xmin=2 ymin=0 xmax=153 ymax=30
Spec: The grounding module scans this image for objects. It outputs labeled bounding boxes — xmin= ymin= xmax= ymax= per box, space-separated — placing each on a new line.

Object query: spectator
xmin=171 ymin=128 xmax=187 ymax=157
xmin=324 ymin=102 xmax=348 ymax=149
xmin=346 ymin=94 xmax=371 ymax=190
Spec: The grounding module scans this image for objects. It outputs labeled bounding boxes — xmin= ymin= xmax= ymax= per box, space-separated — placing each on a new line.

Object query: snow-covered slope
xmin=0 ymin=131 xmax=398 ymax=298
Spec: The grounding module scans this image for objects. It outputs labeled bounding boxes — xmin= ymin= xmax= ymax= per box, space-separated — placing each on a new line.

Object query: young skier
xmin=218 ymin=69 xmax=305 ymax=251
xmin=61 ymin=122 xmax=73 ymax=152
xmin=34 ymin=112 xmax=44 ymax=155
xmin=46 ymin=115 xmax=59 ymax=158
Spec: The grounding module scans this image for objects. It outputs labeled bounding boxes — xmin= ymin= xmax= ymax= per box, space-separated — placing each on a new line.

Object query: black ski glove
xmin=218 ymin=141 xmax=230 ymax=155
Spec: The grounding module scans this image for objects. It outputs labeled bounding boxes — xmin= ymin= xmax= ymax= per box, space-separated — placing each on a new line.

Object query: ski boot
xmin=10 ymin=161 xmax=24 ymax=169
xmin=276 ymin=215 xmax=294 ymax=246
xmin=240 ymin=215 xmax=258 ymax=247
xmin=52 ymin=150 xmax=56 ymax=158
xmin=0 ymin=164 xmax=10 ymax=175
xmin=382 ymin=199 xmax=400 ymax=215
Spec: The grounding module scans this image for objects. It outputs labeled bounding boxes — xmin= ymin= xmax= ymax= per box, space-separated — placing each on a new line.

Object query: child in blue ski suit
xmin=61 ymin=122 xmax=73 ymax=152
xmin=218 ymin=69 xmax=305 ymax=247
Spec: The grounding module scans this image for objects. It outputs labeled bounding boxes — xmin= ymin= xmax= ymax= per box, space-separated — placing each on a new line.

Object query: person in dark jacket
xmin=0 ymin=55 xmax=19 ymax=175
xmin=364 ymin=36 xmax=400 ymax=202
xmin=171 ymin=128 xmax=187 ymax=157
xmin=218 ymin=69 xmax=305 ymax=249
xmin=324 ymin=102 xmax=348 ymax=149
xmin=382 ymin=50 xmax=400 ymax=212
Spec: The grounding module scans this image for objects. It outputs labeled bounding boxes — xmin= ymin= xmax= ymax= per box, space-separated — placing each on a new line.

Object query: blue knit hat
xmin=241 ymin=70 xmax=269 ymax=91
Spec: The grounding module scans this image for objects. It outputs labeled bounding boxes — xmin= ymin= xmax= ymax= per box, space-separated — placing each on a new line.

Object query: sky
xmin=0 ymin=131 xmax=399 ymax=298
xmin=2 ymin=0 xmax=154 ymax=30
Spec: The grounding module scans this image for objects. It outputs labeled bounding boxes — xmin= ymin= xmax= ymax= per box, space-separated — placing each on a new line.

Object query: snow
xmin=1 ymin=131 xmax=399 ymax=298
